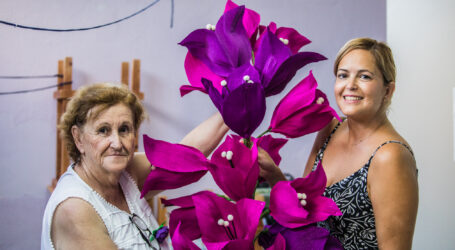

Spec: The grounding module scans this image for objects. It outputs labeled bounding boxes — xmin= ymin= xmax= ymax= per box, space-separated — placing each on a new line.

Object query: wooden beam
xmin=131 ymin=59 xmax=144 ymax=100
xmin=121 ymin=62 xmax=129 ymax=87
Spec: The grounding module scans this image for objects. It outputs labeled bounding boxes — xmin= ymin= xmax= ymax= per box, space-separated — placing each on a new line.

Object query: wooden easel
xmin=121 ymin=59 xmax=144 ymax=152
xmin=48 ymin=57 xmax=74 ymax=193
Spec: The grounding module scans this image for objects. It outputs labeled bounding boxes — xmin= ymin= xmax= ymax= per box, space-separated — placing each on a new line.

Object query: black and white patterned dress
xmin=313 ymin=122 xmax=414 ymax=249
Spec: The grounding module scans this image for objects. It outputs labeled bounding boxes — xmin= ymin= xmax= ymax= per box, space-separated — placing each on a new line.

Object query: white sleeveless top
xmin=41 ymin=164 xmax=169 ymax=250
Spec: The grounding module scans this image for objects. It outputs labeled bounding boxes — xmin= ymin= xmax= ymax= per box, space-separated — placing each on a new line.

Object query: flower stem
xmin=243 ymin=137 xmax=253 ymax=148
xmin=257 ymin=128 xmax=271 ymax=138
xmin=260 ymin=207 xmax=270 ymax=219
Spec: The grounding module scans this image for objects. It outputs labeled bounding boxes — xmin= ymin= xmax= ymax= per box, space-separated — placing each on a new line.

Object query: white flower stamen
xmin=221 ymin=151 xmax=227 ymax=158
xmin=227 ymin=214 xmax=234 ymax=221
xmin=279 ymin=38 xmax=289 ymax=45
xmin=206 ymin=24 xmax=216 ymax=30
xmin=316 ymin=97 xmax=325 ymax=104
xmin=243 ymin=75 xmax=250 ymax=81
xmin=247 ymin=80 xmax=254 ymax=84
xmin=221 ymin=80 xmax=227 ymax=87
xmin=223 ymin=221 xmax=230 ymax=227
xmin=300 ymin=199 xmax=307 ymax=206
xmin=218 ymin=219 xmax=225 ymax=226
xmin=226 ymin=151 xmax=233 ymax=161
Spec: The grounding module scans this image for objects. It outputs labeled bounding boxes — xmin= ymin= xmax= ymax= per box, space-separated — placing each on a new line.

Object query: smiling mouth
xmin=344 ymin=96 xmax=363 ymax=101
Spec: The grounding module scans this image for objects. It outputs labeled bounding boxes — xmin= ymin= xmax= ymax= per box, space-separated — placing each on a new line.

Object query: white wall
xmin=387 ymin=0 xmax=455 ymax=249
xmin=0 ymin=0 xmax=385 ymax=249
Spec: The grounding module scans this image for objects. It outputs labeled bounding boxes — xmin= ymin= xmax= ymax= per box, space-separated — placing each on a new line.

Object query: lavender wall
xmin=0 ymin=0 xmax=385 ymax=248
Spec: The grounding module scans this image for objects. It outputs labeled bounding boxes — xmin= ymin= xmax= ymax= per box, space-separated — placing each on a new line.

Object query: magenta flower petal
xmin=192 ymin=191 xmax=264 ymax=248
xmin=291 ymin=161 xmax=326 ymax=197
xmin=141 ymin=135 xmax=212 ymax=196
xmin=140 ymin=167 xmax=207 ymax=197
xmin=255 ymin=135 xmax=288 ymax=166
xmin=168 ymin=207 xmax=201 ymax=241
xmin=172 ymin=221 xmax=201 ymax=250
xmin=162 ymin=191 xmax=212 ymax=240
xmin=209 ymin=135 xmax=260 ymax=201
xmin=143 ymin=135 xmax=211 ymax=172
xmin=270 ymin=71 xmax=340 ymax=138
xmin=269 ymin=162 xmax=341 ymax=228
xmin=275 ymin=26 xmax=311 ymax=54
xmin=269 ymin=181 xmax=310 ymax=228
xmin=180 ymin=85 xmax=207 ymax=97
xmin=265 ymin=51 xmax=327 ymax=96
xmin=223 ymin=0 xmax=261 ymax=38
xmin=181 ymin=52 xmax=224 ymax=97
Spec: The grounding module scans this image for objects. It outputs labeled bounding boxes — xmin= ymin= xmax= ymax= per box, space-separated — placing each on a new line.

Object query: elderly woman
xmin=258 ymin=38 xmax=418 ymax=249
xmin=41 ymin=83 xmax=228 ymax=249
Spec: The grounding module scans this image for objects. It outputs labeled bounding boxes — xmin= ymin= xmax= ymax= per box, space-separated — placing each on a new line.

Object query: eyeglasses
xmin=129 ymin=213 xmax=160 ymax=250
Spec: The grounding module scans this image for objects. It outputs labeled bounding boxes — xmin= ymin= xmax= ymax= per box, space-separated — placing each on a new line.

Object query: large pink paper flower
xmin=208 ymin=134 xmax=259 ymax=201
xmin=269 ymin=71 xmax=340 ymax=138
xmin=141 ymin=135 xmax=212 ymax=197
xmin=192 ymin=191 xmax=265 ymax=250
xmin=269 ymin=161 xmax=342 ymax=228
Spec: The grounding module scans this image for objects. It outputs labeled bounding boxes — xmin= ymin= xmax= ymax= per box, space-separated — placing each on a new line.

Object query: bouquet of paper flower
xmin=141 ymin=1 xmax=344 ymax=249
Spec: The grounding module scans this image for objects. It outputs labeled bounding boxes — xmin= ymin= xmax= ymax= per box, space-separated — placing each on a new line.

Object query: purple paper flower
xmin=208 ymin=134 xmax=259 ymax=201
xmin=267 ymin=223 xmax=343 ymax=250
xmin=141 ymin=135 xmax=211 ymax=197
xmin=269 ymin=161 xmax=342 ymax=228
xmin=202 ymin=74 xmax=266 ymax=139
xmin=154 ymin=226 xmax=169 ymax=243
xmin=192 ymin=191 xmax=265 ymax=249
xmin=269 ymin=71 xmax=341 ymax=138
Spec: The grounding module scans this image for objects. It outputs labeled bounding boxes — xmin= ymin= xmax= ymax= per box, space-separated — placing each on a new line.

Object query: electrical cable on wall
xmin=0 ymin=0 xmax=160 ymax=32
xmin=0 ymin=81 xmax=72 ymax=95
xmin=0 ymin=74 xmax=62 ymax=79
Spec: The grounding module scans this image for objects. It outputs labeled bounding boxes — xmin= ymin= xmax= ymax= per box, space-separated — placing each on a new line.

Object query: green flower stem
xmin=257 ymin=128 xmax=271 ymax=138
xmin=260 ymin=207 xmax=271 ymax=219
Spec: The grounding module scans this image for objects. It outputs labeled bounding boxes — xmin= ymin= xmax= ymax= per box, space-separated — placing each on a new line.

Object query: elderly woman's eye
xmin=119 ymin=125 xmax=131 ymax=134
xmin=98 ymin=127 xmax=109 ymax=134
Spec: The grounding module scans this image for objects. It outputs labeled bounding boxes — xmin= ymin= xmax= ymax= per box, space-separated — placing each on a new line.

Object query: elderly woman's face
xmin=74 ymin=103 xmax=136 ymax=173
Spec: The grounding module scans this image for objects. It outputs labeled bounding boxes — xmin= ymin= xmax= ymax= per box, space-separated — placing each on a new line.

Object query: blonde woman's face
xmin=76 ymin=103 xmax=136 ymax=173
xmin=334 ymin=49 xmax=387 ymax=120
